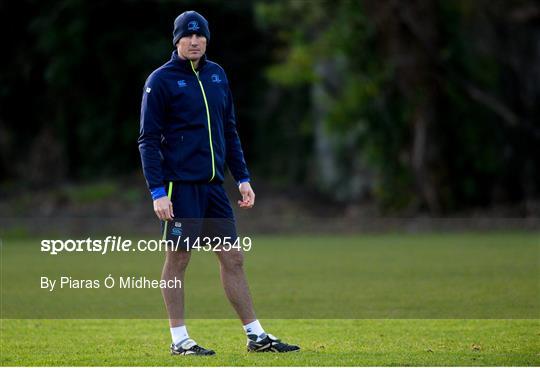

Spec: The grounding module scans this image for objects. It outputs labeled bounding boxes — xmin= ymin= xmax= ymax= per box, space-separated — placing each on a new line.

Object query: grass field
xmin=1 ymin=232 xmax=539 ymax=365
xmin=1 ymin=319 xmax=539 ymax=366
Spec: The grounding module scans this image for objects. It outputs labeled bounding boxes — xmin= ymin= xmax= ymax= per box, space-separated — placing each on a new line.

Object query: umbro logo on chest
xmin=177 ymin=80 xmax=187 ymax=88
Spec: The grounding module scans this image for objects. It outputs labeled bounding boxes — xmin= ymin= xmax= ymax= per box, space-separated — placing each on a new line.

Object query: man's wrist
xmin=150 ymin=186 xmax=167 ymax=200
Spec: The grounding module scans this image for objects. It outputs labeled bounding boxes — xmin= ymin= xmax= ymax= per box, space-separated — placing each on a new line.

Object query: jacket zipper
xmin=190 ymin=60 xmax=216 ymax=182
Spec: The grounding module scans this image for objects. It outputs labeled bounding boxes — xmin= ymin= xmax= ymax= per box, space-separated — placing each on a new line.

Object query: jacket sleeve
xmin=138 ymin=73 xmax=168 ymax=193
xmin=224 ymin=84 xmax=250 ymax=183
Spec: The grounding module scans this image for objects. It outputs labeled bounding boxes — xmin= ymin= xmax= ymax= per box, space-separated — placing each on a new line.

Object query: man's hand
xmin=154 ymin=196 xmax=174 ymax=221
xmin=238 ymin=182 xmax=255 ymax=209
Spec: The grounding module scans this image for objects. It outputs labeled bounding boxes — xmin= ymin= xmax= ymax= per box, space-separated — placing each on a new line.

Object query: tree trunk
xmin=312 ymin=58 xmax=339 ymax=193
xmin=365 ymin=0 xmax=442 ymax=213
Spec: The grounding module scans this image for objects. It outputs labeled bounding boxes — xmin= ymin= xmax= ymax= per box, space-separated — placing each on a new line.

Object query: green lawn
xmin=2 ymin=232 xmax=539 ymax=319
xmin=1 ymin=232 xmax=539 ymax=365
xmin=1 ymin=319 xmax=539 ymax=366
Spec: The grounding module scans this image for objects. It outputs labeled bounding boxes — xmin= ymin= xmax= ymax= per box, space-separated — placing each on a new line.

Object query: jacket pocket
xmin=161 ymin=134 xmax=183 ymax=173
xmin=178 ymin=135 xmax=185 ymax=169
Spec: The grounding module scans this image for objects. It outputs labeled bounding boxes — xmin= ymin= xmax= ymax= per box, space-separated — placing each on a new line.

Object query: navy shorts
xmin=161 ymin=182 xmax=237 ymax=248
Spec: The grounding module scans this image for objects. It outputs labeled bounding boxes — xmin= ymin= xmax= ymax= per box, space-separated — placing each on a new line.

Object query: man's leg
xmin=206 ymin=185 xmax=299 ymax=352
xmin=214 ymin=249 xmax=256 ymax=324
xmin=213 ymin=232 xmax=300 ymax=353
xmin=162 ymin=183 xmax=201 ymax=327
xmin=162 ymin=247 xmax=215 ymax=356
xmin=161 ymin=183 xmax=215 ymax=355
xmin=204 ymin=187 xmax=256 ymax=323
xmin=161 ymin=248 xmax=191 ymax=327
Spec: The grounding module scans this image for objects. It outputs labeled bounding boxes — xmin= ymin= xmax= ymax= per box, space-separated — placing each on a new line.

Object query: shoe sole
xmin=170 ymin=350 xmax=216 ymax=356
xmin=247 ymin=348 xmax=301 ymax=353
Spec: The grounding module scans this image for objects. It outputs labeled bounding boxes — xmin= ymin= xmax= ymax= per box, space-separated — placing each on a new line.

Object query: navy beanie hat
xmin=173 ymin=11 xmax=210 ymax=46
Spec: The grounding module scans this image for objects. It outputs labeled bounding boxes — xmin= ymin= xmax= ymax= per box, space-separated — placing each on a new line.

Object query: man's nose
xmin=190 ymin=34 xmax=199 ymax=45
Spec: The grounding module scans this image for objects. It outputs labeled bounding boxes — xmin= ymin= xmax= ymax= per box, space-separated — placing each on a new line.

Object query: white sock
xmin=170 ymin=325 xmax=189 ymax=345
xmin=243 ymin=320 xmax=266 ymax=340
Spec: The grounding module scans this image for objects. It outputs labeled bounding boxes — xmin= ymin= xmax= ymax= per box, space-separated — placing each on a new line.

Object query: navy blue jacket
xmin=138 ymin=51 xmax=250 ymax=197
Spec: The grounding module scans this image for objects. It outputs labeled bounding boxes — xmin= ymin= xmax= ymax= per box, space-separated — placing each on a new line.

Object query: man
xmin=138 ymin=11 xmax=300 ymax=356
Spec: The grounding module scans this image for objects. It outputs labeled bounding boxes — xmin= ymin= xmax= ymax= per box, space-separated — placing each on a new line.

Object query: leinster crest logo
xmin=187 ymin=21 xmax=200 ymax=32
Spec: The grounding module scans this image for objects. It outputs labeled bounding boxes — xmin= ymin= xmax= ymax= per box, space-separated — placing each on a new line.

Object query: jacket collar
xmin=171 ymin=50 xmax=207 ymax=72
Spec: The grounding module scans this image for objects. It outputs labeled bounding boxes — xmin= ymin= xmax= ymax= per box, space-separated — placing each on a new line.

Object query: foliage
xmin=255 ymin=0 xmax=540 ymax=212
xmin=1 ymin=0 xmax=538 ymax=212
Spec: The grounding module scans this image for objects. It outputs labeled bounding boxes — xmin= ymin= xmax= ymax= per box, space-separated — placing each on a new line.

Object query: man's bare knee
xmin=219 ymin=250 xmax=244 ymax=271
xmin=165 ymin=250 xmax=191 ymax=271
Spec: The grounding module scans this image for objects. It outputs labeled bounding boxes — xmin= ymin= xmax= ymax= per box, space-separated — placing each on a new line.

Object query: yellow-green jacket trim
xmin=190 ymin=60 xmax=216 ymax=182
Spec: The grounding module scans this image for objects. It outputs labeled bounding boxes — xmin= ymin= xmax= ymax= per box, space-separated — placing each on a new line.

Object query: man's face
xmin=177 ymin=34 xmax=207 ymax=61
